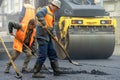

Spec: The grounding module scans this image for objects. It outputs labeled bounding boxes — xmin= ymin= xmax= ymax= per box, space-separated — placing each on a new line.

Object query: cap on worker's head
xmin=51 ymin=0 xmax=61 ymax=8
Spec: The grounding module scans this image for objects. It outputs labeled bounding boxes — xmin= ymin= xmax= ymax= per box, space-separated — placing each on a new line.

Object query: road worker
xmin=19 ymin=3 xmax=35 ymax=25
xmin=32 ymin=0 xmax=62 ymax=78
xmin=4 ymin=19 xmax=37 ymax=73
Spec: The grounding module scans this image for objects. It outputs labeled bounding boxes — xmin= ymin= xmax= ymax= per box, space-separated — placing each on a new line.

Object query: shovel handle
xmin=0 ymin=36 xmax=23 ymax=78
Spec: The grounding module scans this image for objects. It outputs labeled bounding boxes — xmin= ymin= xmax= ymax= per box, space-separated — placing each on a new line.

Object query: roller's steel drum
xmin=67 ymin=33 xmax=115 ymax=59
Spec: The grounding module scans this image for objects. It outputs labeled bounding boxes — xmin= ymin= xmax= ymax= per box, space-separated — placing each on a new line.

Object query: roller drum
xmin=67 ymin=33 xmax=115 ymax=59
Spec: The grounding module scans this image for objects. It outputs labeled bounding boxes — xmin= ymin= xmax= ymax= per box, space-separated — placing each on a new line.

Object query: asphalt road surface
xmin=0 ymin=43 xmax=120 ymax=80
xmin=0 ymin=55 xmax=120 ymax=80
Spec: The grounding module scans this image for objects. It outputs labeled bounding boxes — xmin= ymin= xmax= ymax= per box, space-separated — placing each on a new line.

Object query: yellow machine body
xmin=55 ymin=16 xmax=116 ymax=59
xmin=59 ymin=16 xmax=116 ymax=39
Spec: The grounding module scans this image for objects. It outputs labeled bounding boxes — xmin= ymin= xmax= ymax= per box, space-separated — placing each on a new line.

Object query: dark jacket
xmin=36 ymin=6 xmax=56 ymax=41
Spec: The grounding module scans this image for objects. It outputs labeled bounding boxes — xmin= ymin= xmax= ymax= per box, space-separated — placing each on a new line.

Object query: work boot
xmin=50 ymin=60 xmax=62 ymax=76
xmin=32 ymin=63 xmax=45 ymax=78
xmin=22 ymin=68 xmax=31 ymax=73
xmin=22 ymin=64 xmax=31 ymax=73
xmin=4 ymin=63 xmax=11 ymax=73
xmin=4 ymin=64 xmax=11 ymax=73
xmin=28 ymin=64 xmax=47 ymax=73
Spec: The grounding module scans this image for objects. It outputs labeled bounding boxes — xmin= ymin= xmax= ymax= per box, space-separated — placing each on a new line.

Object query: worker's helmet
xmin=51 ymin=0 xmax=61 ymax=8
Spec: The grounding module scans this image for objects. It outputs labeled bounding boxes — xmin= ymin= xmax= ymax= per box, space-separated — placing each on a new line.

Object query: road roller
xmin=36 ymin=0 xmax=117 ymax=59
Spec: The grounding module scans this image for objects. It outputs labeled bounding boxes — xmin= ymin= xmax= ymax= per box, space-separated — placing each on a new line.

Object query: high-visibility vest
xmin=20 ymin=4 xmax=35 ymax=25
xmin=44 ymin=6 xmax=54 ymax=28
xmin=13 ymin=24 xmax=36 ymax=52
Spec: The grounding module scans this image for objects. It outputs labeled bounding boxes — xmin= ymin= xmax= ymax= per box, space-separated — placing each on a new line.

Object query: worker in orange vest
xmin=32 ymin=0 xmax=62 ymax=78
xmin=4 ymin=19 xmax=36 ymax=73
xmin=19 ymin=3 xmax=35 ymax=25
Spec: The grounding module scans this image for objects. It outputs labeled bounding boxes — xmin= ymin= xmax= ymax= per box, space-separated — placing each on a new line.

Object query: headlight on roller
xmin=100 ymin=20 xmax=111 ymax=24
xmin=71 ymin=20 xmax=83 ymax=24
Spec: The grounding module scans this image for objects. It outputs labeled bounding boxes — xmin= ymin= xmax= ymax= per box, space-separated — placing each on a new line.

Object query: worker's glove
xmin=54 ymin=36 xmax=58 ymax=41
xmin=42 ymin=25 xmax=47 ymax=29
xmin=23 ymin=49 xmax=28 ymax=53
xmin=31 ymin=47 xmax=37 ymax=56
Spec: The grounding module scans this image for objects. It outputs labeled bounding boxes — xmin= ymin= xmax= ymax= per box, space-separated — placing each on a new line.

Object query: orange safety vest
xmin=45 ymin=6 xmax=54 ymax=28
xmin=13 ymin=24 xmax=36 ymax=52
xmin=20 ymin=4 xmax=35 ymax=25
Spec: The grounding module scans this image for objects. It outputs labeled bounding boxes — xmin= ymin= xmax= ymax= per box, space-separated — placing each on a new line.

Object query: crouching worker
xmin=4 ymin=19 xmax=37 ymax=73
xmin=32 ymin=0 xmax=62 ymax=78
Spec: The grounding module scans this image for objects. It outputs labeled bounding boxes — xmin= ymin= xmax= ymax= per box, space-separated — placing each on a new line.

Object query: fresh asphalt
xmin=1 ymin=54 xmax=120 ymax=80
xmin=0 ymin=42 xmax=120 ymax=80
